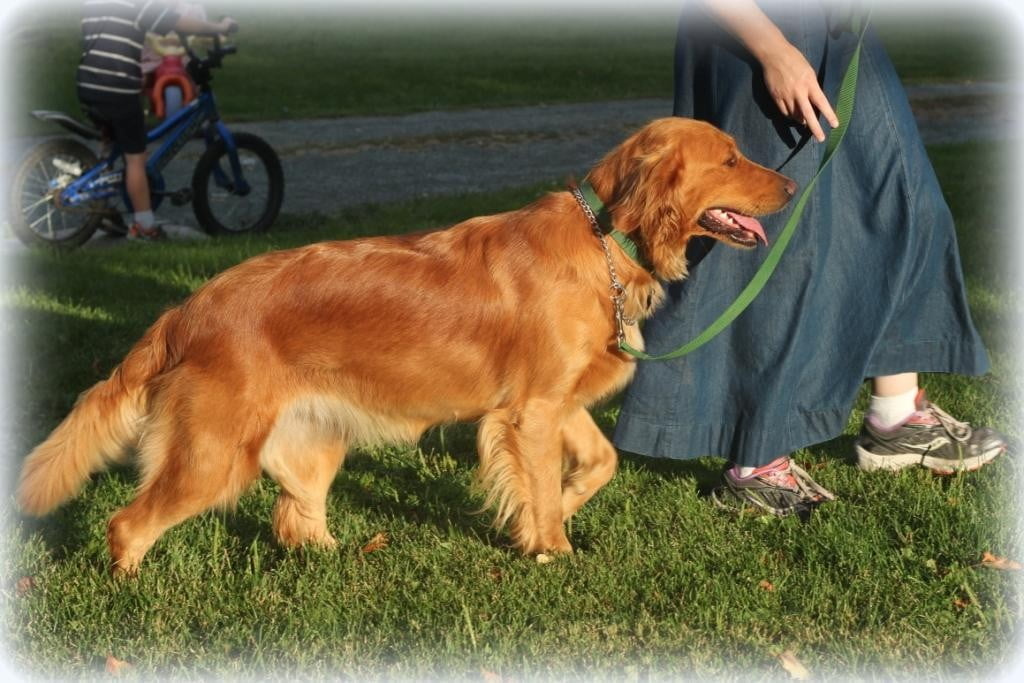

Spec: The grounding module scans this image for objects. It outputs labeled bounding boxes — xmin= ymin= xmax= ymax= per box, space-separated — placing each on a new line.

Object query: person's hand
xmin=217 ymin=16 xmax=239 ymax=34
xmin=758 ymin=39 xmax=838 ymax=142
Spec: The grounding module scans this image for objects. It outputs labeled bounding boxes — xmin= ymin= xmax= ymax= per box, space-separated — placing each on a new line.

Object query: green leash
xmin=591 ymin=17 xmax=869 ymax=361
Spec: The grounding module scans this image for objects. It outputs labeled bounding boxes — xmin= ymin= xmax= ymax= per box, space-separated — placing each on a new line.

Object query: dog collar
xmin=575 ymin=181 xmax=645 ymax=268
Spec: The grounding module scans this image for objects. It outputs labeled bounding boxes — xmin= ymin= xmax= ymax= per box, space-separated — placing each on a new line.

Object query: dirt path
xmin=152 ymin=80 xmax=1024 ymax=231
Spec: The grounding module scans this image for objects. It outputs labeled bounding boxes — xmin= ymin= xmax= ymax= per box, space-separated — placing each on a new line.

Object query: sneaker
xmin=126 ymin=222 xmax=166 ymax=242
xmin=855 ymin=390 xmax=1007 ymax=474
xmin=711 ymin=456 xmax=836 ymax=516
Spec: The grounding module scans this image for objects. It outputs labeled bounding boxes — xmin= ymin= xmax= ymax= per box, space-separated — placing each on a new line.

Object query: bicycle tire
xmin=191 ymin=132 xmax=284 ymax=235
xmin=8 ymin=138 xmax=104 ymax=248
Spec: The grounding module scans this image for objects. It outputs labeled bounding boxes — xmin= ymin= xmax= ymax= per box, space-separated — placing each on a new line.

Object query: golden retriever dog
xmin=17 ymin=118 xmax=796 ymax=573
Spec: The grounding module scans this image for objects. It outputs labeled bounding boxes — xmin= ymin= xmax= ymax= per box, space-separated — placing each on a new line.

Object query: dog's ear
xmin=589 ymin=131 xmax=692 ymax=281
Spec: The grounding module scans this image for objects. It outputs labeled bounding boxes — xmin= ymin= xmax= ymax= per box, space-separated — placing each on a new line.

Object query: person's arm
xmin=701 ymin=0 xmax=838 ymax=142
xmin=173 ymin=13 xmax=238 ymax=36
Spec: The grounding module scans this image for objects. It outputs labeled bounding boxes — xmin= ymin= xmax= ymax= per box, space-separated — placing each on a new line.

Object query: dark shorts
xmin=80 ymin=96 xmax=147 ymax=155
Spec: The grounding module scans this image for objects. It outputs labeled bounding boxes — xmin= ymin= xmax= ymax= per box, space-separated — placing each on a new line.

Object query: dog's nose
xmin=784 ymin=179 xmax=798 ymax=197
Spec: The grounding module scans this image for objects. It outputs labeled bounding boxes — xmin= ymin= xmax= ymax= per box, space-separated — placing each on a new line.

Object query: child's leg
xmin=90 ymin=100 xmax=154 ymax=231
xmin=123 ymin=152 xmax=154 ymax=227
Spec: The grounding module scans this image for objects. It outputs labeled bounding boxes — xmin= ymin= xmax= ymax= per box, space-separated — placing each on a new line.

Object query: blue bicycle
xmin=9 ymin=33 xmax=284 ymax=248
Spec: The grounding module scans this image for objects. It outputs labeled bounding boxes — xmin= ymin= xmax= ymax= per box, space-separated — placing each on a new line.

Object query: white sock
xmin=867 ymin=386 xmax=919 ymax=429
xmin=134 ymin=210 xmax=155 ymax=229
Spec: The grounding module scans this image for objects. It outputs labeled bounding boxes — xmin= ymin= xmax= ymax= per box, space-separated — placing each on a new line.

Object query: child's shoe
xmin=126 ymin=222 xmax=166 ymax=242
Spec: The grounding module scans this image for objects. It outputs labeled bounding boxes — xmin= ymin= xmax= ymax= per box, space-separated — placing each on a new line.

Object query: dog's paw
xmin=534 ymin=541 xmax=574 ymax=564
xmin=110 ymin=562 xmax=140 ymax=580
xmin=315 ymin=533 xmax=339 ymax=550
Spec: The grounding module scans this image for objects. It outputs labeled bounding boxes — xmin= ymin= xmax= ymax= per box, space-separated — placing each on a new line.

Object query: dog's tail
xmin=16 ymin=307 xmax=182 ymax=516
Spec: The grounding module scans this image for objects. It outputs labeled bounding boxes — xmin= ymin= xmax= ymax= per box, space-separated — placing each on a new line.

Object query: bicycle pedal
xmin=99 ymin=210 xmax=128 ymax=234
xmin=170 ymin=188 xmax=193 ymax=206
xmin=101 ymin=218 xmax=128 ymax=235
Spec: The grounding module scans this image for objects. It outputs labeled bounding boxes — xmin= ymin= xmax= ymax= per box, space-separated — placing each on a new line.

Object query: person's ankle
xmin=133 ymin=210 xmax=156 ymax=230
xmin=867 ymin=386 xmax=919 ymax=429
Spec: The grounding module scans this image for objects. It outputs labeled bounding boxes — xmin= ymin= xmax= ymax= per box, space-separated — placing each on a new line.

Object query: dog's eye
xmin=725 ymin=155 xmax=738 ymax=168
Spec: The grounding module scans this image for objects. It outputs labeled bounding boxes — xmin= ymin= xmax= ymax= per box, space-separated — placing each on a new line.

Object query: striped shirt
xmin=77 ymin=0 xmax=179 ymax=102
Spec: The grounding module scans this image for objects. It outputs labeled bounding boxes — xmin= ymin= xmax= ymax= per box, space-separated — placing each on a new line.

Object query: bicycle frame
xmin=57 ymin=89 xmax=249 ymax=210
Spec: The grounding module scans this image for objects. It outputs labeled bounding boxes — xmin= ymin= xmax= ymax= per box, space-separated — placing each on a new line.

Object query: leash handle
xmin=620 ymin=15 xmax=870 ymax=361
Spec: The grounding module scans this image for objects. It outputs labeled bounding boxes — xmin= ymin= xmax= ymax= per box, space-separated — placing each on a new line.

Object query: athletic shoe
xmin=126 ymin=222 xmax=166 ymax=242
xmin=711 ymin=456 xmax=836 ymax=516
xmin=855 ymin=390 xmax=1007 ymax=474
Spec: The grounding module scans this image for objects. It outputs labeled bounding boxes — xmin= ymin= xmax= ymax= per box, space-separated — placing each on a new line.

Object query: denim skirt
xmin=613 ymin=1 xmax=989 ymax=466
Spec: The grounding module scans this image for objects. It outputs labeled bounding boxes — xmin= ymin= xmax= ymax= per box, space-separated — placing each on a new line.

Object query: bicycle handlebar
xmin=178 ymin=31 xmax=235 ymax=60
xmin=177 ymin=31 xmax=236 ymax=87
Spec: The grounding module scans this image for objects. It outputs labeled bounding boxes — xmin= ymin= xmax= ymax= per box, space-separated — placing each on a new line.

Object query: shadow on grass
xmin=809 ymin=434 xmax=860 ymax=466
xmin=331 ymin=447 xmax=490 ymax=539
xmin=620 ymin=450 xmax=724 ymax=493
xmin=14 ymin=465 xmax=137 ymax=572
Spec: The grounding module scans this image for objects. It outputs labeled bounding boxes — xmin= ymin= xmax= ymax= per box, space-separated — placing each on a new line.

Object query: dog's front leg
xmin=477 ymin=399 xmax=573 ymax=555
xmin=560 ymin=407 xmax=618 ymax=521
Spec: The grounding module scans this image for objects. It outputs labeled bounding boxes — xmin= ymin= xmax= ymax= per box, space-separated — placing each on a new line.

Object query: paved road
xmin=2 ymin=81 xmax=1019 ymax=245
xmin=224 ymin=81 xmax=1023 ymax=220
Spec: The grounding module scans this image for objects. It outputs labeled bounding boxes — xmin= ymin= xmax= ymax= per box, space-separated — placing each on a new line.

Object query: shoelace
xmin=745 ymin=459 xmax=836 ymax=503
xmin=923 ymin=401 xmax=973 ymax=443
xmin=786 ymin=462 xmax=837 ymax=502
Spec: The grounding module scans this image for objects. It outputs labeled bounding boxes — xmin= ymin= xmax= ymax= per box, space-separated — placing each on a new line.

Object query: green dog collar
xmin=577 ymin=180 xmax=645 ymax=268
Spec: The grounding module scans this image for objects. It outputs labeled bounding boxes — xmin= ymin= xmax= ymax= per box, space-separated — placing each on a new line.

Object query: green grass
xmin=1 ymin=141 xmax=1021 ymax=679
xmin=6 ymin=5 xmax=1014 ymax=134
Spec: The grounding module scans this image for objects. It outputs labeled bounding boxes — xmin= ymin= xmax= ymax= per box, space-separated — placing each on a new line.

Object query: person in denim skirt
xmin=612 ymin=0 xmax=1007 ymax=515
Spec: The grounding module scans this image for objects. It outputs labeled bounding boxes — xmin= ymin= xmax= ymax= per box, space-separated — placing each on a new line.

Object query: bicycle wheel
xmin=9 ymin=138 xmax=104 ymax=248
xmin=191 ymin=132 xmax=283 ymax=235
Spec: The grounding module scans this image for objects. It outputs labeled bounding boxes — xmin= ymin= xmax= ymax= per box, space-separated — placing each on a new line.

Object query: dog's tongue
xmin=727 ymin=211 xmax=768 ymax=246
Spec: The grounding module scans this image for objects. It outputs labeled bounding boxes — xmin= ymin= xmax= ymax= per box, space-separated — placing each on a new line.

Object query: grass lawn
xmin=1 ymin=140 xmax=1021 ymax=679
xmin=5 ymin=4 xmax=1014 ymax=134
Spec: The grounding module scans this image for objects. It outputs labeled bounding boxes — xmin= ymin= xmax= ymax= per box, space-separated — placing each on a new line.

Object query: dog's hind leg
xmin=559 ymin=407 xmax=618 ymax=521
xmin=106 ymin=378 xmax=264 ymax=575
xmin=261 ymin=428 xmax=346 ymax=549
xmin=477 ymin=400 xmax=572 ymax=555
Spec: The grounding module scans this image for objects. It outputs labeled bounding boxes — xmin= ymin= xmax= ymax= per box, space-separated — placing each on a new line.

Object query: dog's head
xmin=587 ymin=117 xmax=797 ymax=280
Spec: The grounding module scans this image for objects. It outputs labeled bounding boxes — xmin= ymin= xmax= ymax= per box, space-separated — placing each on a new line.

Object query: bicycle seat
xmin=31 ymin=110 xmax=103 ymax=141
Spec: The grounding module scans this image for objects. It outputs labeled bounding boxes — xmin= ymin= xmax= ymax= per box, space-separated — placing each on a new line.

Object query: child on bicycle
xmin=77 ymin=1 xmax=237 ymax=241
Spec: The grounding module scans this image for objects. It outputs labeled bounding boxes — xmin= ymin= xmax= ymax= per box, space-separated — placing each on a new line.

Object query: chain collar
xmin=571 ymin=185 xmax=636 ymax=346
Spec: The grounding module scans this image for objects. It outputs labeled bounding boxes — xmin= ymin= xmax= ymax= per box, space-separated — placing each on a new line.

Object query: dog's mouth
xmin=698 ymin=208 xmax=768 ymax=248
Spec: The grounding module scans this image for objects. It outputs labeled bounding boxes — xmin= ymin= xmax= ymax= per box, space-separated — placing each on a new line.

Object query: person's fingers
xmin=798 ymin=97 xmax=826 ymax=142
xmin=810 ymin=85 xmax=839 ymax=128
xmin=774 ymin=97 xmax=791 ymax=119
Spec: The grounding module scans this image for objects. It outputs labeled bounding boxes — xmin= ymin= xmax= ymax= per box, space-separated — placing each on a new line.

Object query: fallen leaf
xmin=535 ymin=553 xmax=553 ymax=564
xmin=981 ymin=552 xmax=1023 ymax=570
xmin=758 ymin=579 xmax=775 ymax=592
xmin=778 ymin=650 xmax=811 ymax=680
xmin=105 ymin=655 xmax=131 ymax=675
xmin=488 ymin=567 xmax=503 ymax=582
xmin=953 ymin=597 xmax=970 ymax=609
xmin=360 ymin=532 xmax=389 ymax=554
xmin=15 ymin=576 xmax=35 ymax=597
